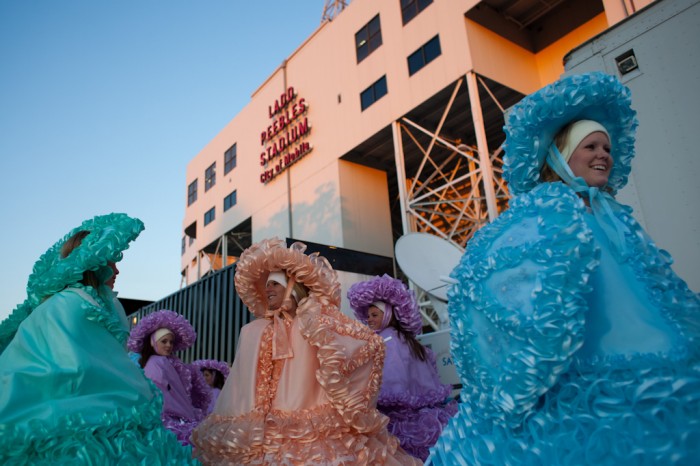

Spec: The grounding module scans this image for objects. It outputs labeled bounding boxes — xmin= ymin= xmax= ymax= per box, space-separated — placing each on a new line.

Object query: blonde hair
xmin=539 ymin=123 xmax=574 ymax=183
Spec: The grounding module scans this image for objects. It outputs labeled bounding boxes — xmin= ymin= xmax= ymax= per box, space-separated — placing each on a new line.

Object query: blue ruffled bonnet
xmin=503 ymin=72 xmax=638 ymax=196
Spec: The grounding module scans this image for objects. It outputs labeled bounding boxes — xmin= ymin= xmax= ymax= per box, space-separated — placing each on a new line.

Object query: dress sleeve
xmin=296 ymin=295 xmax=387 ymax=434
xmin=449 ymin=183 xmax=599 ymax=423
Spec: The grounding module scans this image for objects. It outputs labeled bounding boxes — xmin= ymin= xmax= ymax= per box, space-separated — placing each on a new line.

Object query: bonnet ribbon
xmin=546 ymin=145 xmax=630 ymax=259
xmin=264 ymin=276 xmax=296 ymax=361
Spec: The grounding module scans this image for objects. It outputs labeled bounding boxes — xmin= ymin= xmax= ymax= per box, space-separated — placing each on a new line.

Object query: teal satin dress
xmin=0 ymin=285 xmax=198 ymax=464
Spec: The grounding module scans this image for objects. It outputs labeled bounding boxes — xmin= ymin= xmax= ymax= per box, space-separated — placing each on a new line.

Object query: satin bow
xmin=546 ymin=145 xmax=630 ymax=259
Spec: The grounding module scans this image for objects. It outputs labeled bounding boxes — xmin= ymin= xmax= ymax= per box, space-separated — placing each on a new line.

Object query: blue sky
xmin=0 ymin=1 xmax=324 ymax=321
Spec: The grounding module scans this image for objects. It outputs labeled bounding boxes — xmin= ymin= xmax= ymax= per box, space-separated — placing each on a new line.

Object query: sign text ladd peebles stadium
xmin=260 ymin=86 xmax=312 ymax=183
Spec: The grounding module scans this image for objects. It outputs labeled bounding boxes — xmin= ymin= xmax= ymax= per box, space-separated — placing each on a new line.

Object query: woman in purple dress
xmin=348 ymin=274 xmax=457 ymax=461
xmin=128 ymin=309 xmax=211 ymax=445
xmin=191 ymin=359 xmax=230 ymax=415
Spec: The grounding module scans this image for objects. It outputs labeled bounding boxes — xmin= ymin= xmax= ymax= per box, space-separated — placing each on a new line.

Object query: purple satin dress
xmin=377 ymin=327 xmax=458 ymax=460
xmin=144 ymin=355 xmax=207 ymax=445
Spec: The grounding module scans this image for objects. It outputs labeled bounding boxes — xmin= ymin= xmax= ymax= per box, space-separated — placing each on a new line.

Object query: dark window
xmin=408 ymin=35 xmax=441 ymax=76
xmin=224 ymin=190 xmax=237 ymax=212
xmin=181 ymin=236 xmax=186 ymax=255
xmin=189 ymin=236 xmax=194 ymax=246
xmin=224 ymin=144 xmax=237 ymax=174
xmin=401 ymin=0 xmax=432 ymax=24
xmin=355 ymin=15 xmax=382 ymax=63
xmin=187 ymin=179 xmax=198 ymax=206
xmin=204 ymin=207 xmax=215 ymax=226
xmin=205 ymin=163 xmax=216 ymax=191
xmin=360 ymin=75 xmax=388 ymax=111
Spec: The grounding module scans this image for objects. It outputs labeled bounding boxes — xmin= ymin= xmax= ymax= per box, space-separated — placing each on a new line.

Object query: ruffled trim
xmin=378 ymin=384 xmax=452 ymax=409
xmin=347 ymin=274 xmax=423 ymax=336
xmin=297 ymin=296 xmax=388 ymax=435
xmin=448 ymin=183 xmax=598 ymax=423
xmin=0 ymin=376 xmax=197 ymax=465
xmin=233 ymin=238 xmax=341 ymax=319
xmin=503 ymin=72 xmax=638 ymax=195
xmin=192 ymin=291 xmax=420 ymax=465
xmin=191 ymin=358 xmax=231 ymax=379
xmin=0 ymin=213 xmax=143 ymax=353
xmin=429 ymin=358 xmax=700 ymax=465
xmin=128 ymin=309 xmax=197 ymax=353
xmin=382 ymin=400 xmax=458 ymax=461
xmin=613 ymin=209 xmax=700 ymax=356
xmin=167 ymin=356 xmax=211 ymax=417
xmin=78 ymin=284 xmax=130 ymax=346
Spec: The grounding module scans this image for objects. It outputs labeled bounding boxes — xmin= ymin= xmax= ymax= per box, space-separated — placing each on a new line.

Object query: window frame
xmin=223 ymin=190 xmax=237 ymax=212
xmin=407 ymin=35 xmax=442 ymax=76
xmin=401 ymin=0 xmax=433 ymax=25
xmin=355 ymin=14 xmax=383 ymax=63
xmin=224 ymin=144 xmax=237 ymax=175
xmin=205 ymin=162 xmax=216 ymax=192
xmin=187 ymin=179 xmax=198 ymax=206
xmin=204 ymin=207 xmax=216 ymax=226
xmin=360 ymin=75 xmax=388 ymax=111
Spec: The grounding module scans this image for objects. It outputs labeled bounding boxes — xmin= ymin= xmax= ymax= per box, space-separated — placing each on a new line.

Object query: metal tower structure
xmin=321 ymin=0 xmax=349 ymax=23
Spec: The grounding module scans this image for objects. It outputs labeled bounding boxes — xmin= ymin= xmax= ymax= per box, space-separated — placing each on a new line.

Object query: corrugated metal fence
xmin=130 ymin=262 xmax=252 ymax=365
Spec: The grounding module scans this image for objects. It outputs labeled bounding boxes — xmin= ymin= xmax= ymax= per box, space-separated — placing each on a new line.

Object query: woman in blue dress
xmin=428 ymin=72 xmax=700 ymax=465
xmin=0 ymin=213 xmax=197 ymax=464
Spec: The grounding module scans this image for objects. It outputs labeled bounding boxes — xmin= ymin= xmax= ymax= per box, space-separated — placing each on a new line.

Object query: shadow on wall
xmin=257 ymin=182 xmax=340 ymax=243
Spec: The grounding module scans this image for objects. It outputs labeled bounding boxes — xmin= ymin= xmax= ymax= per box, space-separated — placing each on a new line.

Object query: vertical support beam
xmin=392 ymin=120 xmax=410 ymax=235
xmin=467 ymin=71 xmax=498 ymax=222
xmin=221 ymin=233 xmax=228 ymax=268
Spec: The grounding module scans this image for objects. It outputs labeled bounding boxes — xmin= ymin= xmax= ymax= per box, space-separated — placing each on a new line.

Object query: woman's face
xmin=202 ymin=369 xmax=214 ymax=387
xmin=266 ymin=280 xmax=286 ymax=310
xmin=105 ymin=262 xmax=119 ymax=289
xmin=367 ymin=305 xmax=384 ymax=331
xmin=154 ymin=333 xmax=174 ymax=356
xmin=567 ymin=131 xmax=613 ymax=188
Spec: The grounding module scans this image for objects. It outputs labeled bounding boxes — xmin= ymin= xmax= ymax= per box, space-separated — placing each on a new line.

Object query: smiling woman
xmin=192 ymin=238 xmax=420 ymax=465
xmin=429 ymin=72 xmax=700 ymax=465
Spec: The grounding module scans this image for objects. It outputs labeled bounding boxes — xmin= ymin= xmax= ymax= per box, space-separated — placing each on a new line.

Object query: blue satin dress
xmin=0 ymin=285 xmax=198 ymax=464
xmin=428 ymin=183 xmax=700 ymax=465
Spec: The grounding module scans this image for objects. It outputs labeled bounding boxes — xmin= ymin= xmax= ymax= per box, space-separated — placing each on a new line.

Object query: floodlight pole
xmin=466 ymin=71 xmax=498 ymax=222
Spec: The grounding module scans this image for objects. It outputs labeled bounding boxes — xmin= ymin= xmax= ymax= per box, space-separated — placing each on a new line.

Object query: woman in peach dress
xmin=192 ymin=238 xmax=419 ymax=465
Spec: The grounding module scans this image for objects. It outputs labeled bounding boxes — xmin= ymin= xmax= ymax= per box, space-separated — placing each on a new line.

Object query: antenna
xmin=321 ymin=0 xmax=349 ymax=23
xmin=395 ymin=233 xmax=463 ymax=329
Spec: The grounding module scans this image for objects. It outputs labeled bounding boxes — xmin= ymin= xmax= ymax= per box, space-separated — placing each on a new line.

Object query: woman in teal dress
xmin=0 ymin=213 xmax=198 ymax=464
xmin=428 ymin=72 xmax=700 ymax=465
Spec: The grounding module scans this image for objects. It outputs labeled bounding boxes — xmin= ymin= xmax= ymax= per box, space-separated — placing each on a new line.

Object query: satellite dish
xmin=395 ymin=233 xmax=463 ymax=302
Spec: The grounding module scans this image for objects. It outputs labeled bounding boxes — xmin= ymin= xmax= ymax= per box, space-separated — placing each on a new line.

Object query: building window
xmin=408 ymin=35 xmax=441 ymax=76
xmin=401 ymin=0 xmax=432 ymax=24
xmin=355 ymin=14 xmax=382 ymax=63
xmin=181 ymin=236 xmax=186 ymax=255
xmin=187 ymin=179 xmax=198 ymax=206
xmin=360 ymin=75 xmax=388 ymax=111
xmin=205 ymin=162 xmax=216 ymax=191
xmin=224 ymin=190 xmax=237 ymax=212
xmin=189 ymin=236 xmax=194 ymax=246
xmin=224 ymin=144 xmax=237 ymax=175
xmin=204 ymin=207 xmax=215 ymax=226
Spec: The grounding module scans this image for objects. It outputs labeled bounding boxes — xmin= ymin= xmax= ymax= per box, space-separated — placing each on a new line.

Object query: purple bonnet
xmin=127 ymin=309 xmax=196 ymax=353
xmin=347 ymin=274 xmax=423 ymax=336
xmin=191 ymin=359 xmax=231 ymax=379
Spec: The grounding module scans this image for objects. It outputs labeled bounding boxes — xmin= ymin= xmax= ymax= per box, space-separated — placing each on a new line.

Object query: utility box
xmin=563 ymin=0 xmax=700 ymax=291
